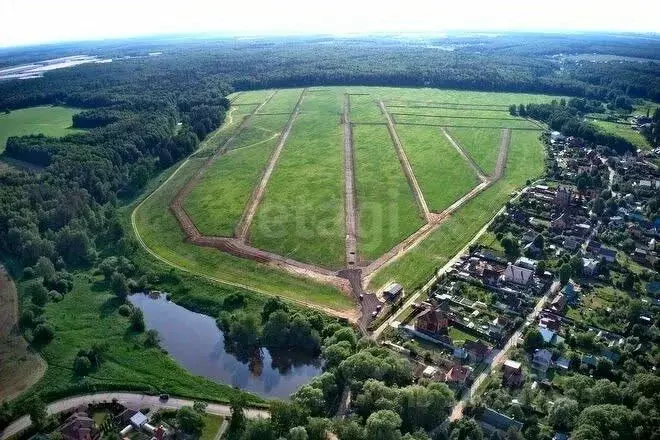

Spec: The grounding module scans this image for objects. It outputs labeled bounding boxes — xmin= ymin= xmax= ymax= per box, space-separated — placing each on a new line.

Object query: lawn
xmin=250 ymin=91 xmax=346 ymax=269
xmin=368 ymin=128 xmax=544 ymax=292
xmin=201 ymin=414 xmax=224 ymax=440
xmin=590 ymin=119 xmax=652 ymax=151
xmin=353 ymin=124 xmax=424 ymax=261
xmin=396 ymin=125 xmax=479 ymax=212
xmin=184 ymin=114 xmax=290 ymax=236
xmin=448 ymin=326 xmax=476 ymax=344
xmin=0 ymin=106 xmax=82 ymax=153
xmin=445 ymin=127 xmax=504 ymax=175
xmin=23 ymin=272 xmax=264 ymax=405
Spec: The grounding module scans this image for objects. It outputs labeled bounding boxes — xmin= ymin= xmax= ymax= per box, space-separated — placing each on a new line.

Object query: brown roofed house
xmin=58 ymin=412 xmax=99 ymax=440
xmin=415 ymin=308 xmax=450 ymax=335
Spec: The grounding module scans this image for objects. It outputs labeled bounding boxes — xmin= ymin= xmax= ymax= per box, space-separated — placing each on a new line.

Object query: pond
xmin=128 ymin=293 xmax=322 ymax=399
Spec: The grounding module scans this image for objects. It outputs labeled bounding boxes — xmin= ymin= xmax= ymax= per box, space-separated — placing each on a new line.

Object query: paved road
xmin=449 ymin=280 xmax=560 ymax=421
xmin=0 ymin=392 xmax=269 ymax=440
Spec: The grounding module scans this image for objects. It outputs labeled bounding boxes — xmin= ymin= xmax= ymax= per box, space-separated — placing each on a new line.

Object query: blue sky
xmin=1 ymin=0 xmax=658 ymax=47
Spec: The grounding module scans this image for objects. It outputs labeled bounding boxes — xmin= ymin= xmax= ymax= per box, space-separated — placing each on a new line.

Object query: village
xmin=376 ymin=127 xmax=659 ymax=438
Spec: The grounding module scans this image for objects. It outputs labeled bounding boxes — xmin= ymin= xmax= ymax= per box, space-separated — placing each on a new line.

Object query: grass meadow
xmin=250 ymin=91 xmax=346 ymax=269
xmin=0 ymin=106 xmax=82 ymax=153
xmin=446 ymin=127 xmax=504 ymax=175
xmin=353 ymin=124 xmax=424 ymax=261
xmin=368 ymin=128 xmax=545 ymax=292
xmin=590 ymin=119 xmax=652 ymax=151
xmin=185 ymin=113 xmax=290 ymax=236
xmin=396 ymin=125 xmax=479 ymax=212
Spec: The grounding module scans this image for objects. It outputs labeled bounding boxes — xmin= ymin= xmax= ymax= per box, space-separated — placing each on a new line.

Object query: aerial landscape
xmin=0 ymin=2 xmax=659 ymax=440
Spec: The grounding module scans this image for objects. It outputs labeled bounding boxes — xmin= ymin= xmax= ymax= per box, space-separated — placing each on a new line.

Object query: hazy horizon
xmin=2 ymin=0 xmax=659 ymax=48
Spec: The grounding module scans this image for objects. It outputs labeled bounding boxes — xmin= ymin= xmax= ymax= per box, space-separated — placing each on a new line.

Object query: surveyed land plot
xmin=368 ymin=127 xmax=545 ymax=292
xmin=184 ymin=113 xmax=291 ymax=236
xmin=396 ymin=125 xmax=479 ymax=212
xmin=348 ymin=94 xmax=386 ymax=124
xmin=230 ymin=89 xmax=277 ymax=105
xmin=393 ymin=113 xmax=538 ymax=129
xmin=250 ymin=92 xmax=346 ymax=269
xmin=256 ymin=88 xmax=302 ymax=114
xmin=445 ymin=127 xmax=503 ymax=176
xmin=353 ymin=124 xmax=424 ymax=262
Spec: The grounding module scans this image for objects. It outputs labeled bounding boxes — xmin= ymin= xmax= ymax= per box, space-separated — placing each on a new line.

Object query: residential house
xmin=415 ymin=308 xmax=449 ymax=335
xmin=555 ymin=187 xmax=572 ymax=210
xmin=561 ymin=282 xmax=579 ymax=303
xmin=562 ymin=236 xmax=580 ymax=251
xmin=479 ymin=408 xmax=524 ymax=435
xmin=532 ymin=349 xmax=553 ymax=373
xmin=599 ymin=247 xmax=617 ymax=263
xmin=549 ymin=294 xmax=567 ymax=314
xmin=515 ymin=257 xmax=538 ymax=271
xmin=582 ymin=258 xmax=599 ymax=276
xmin=58 ymin=412 xmax=99 ymax=440
xmin=444 ymin=365 xmax=470 ymax=385
xmin=503 ymin=263 xmax=534 ymax=286
xmin=464 ymin=340 xmax=491 ymax=362
xmin=503 ymin=359 xmax=524 ymax=387
xmin=554 ymin=357 xmax=571 ymax=370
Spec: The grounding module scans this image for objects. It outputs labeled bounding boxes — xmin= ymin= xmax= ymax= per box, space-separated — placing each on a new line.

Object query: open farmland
xmin=0 ymin=106 xmax=81 ymax=154
xmin=133 ymin=86 xmax=554 ymax=323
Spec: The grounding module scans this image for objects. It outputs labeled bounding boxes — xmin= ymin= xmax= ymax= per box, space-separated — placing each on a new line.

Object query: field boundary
xmin=235 ymin=89 xmax=307 ymax=240
xmin=391 ymin=113 xmax=522 ymax=121
xmin=342 ymin=93 xmax=359 ymax=267
xmin=362 ymin=125 xmax=512 ymax=285
xmin=441 ymin=127 xmax=488 ymax=181
xmin=384 ymin=100 xmax=509 ymax=109
xmin=393 ymin=121 xmax=542 ymax=130
xmin=378 ymin=100 xmax=432 ymax=222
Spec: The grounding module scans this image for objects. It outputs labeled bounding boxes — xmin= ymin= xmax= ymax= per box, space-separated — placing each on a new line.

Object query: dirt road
xmin=0 ymin=265 xmax=46 ymax=403
xmin=342 ymin=93 xmax=359 ymax=267
xmin=378 ymin=100 xmax=431 ymax=222
xmin=235 ymin=89 xmax=306 ymax=240
xmin=449 ymin=280 xmax=559 ymax=421
xmin=0 ymin=392 xmax=269 ymax=440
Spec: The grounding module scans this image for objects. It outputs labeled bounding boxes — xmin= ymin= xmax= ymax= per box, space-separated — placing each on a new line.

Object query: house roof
xmin=445 ymin=365 xmax=469 ymax=382
xmin=384 ymin=283 xmax=403 ymax=295
xmin=504 ymin=359 xmax=522 ymax=370
xmin=130 ymin=412 xmax=148 ymax=427
xmin=480 ymin=408 xmax=524 ymax=432
xmin=539 ymin=327 xmax=555 ymax=344
xmin=504 ymin=264 xmax=533 ymax=285
xmin=534 ymin=349 xmax=552 ymax=364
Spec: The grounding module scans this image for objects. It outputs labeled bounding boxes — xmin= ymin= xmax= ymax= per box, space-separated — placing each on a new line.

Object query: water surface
xmin=128 ymin=293 xmax=322 ymax=398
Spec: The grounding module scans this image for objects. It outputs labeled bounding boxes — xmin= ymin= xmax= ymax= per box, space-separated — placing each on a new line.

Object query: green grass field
xmin=135 ymin=86 xmax=554 ymax=310
xmin=590 ymin=119 xmax=652 ymax=151
xmin=368 ymin=128 xmax=545 ymax=292
xmin=132 ymin=155 xmax=353 ymax=311
xmin=397 ymin=125 xmax=479 ymax=212
xmin=250 ymin=91 xmax=346 ymax=269
xmin=353 ymin=125 xmax=424 ymax=261
xmin=200 ymin=414 xmax=224 ymax=440
xmin=446 ymin=127 xmax=503 ymax=175
xmin=185 ymin=114 xmax=290 ymax=236
xmin=0 ymin=106 xmax=82 ymax=153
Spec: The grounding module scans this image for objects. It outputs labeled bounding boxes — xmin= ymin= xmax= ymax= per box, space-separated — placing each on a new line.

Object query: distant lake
xmin=128 ymin=293 xmax=322 ymax=399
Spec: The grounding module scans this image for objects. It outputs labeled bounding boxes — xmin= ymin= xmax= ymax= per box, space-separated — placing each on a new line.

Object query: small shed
xmin=383 ymin=283 xmax=404 ymax=301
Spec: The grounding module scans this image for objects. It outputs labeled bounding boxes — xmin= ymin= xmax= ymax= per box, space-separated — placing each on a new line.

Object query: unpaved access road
xmin=0 ymin=392 xmax=269 ymax=440
xmin=235 ymin=89 xmax=306 ymax=240
xmin=379 ymin=100 xmax=431 ymax=222
xmin=342 ymin=93 xmax=359 ymax=267
xmin=0 ymin=265 xmax=46 ymax=403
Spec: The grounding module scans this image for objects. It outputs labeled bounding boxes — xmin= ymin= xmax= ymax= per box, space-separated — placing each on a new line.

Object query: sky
xmin=1 ymin=0 xmax=659 ymax=47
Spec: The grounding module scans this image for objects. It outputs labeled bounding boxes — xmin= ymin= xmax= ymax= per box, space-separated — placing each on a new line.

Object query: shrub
xmin=33 ymin=324 xmax=54 ymax=343
xmin=118 ymin=304 xmax=132 ymax=317
xmin=130 ymin=308 xmax=145 ymax=332
xmin=73 ymin=356 xmax=92 ymax=375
